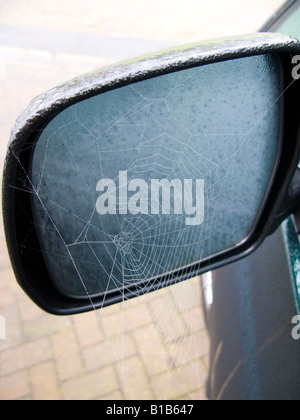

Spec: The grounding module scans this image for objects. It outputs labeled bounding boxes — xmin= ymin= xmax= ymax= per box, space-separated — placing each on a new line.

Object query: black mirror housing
xmin=3 ymin=33 xmax=300 ymax=315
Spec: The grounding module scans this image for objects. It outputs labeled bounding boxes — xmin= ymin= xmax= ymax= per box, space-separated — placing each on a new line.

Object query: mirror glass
xmin=31 ymin=54 xmax=282 ymax=299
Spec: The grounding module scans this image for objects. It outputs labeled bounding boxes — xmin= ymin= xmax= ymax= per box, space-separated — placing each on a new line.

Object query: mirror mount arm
xmin=269 ymin=168 xmax=300 ymax=234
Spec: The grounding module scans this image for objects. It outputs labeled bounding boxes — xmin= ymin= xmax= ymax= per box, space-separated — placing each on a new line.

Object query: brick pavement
xmin=0 ymin=0 xmax=285 ymax=400
xmin=0 ymin=265 xmax=209 ymax=400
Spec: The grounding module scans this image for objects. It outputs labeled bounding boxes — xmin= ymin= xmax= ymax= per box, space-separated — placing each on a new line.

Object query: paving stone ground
xmin=0 ymin=0 xmax=285 ymax=400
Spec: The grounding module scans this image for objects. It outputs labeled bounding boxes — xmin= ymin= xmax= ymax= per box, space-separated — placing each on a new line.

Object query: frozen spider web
xmin=12 ymin=54 xmax=285 ymax=399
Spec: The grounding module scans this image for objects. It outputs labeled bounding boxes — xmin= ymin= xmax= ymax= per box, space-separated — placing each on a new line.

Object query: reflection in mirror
xmin=31 ymin=54 xmax=282 ymax=299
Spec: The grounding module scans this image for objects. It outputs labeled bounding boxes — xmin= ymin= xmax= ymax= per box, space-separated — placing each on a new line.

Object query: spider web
xmin=13 ymin=53 xmax=284 ymax=399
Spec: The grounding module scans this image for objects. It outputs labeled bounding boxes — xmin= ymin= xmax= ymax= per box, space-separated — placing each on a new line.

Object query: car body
xmin=204 ymin=0 xmax=300 ymax=400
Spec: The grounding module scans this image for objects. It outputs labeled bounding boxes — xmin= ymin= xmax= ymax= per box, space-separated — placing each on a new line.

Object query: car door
xmin=204 ymin=0 xmax=300 ymax=401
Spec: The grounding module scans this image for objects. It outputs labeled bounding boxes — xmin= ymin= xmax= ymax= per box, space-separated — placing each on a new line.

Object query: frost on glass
xmin=31 ymin=54 xmax=281 ymax=299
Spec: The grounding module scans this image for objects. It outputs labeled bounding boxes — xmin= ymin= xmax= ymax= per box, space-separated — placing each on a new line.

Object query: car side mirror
xmin=3 ymin=33 xmax=300 ymax=315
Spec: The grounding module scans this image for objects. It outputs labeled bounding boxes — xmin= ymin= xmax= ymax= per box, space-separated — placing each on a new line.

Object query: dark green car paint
xmin=276 ymin=3 xmax=300 ymax=314
xmin=282 ymin=218 xmax=300 ymax=313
